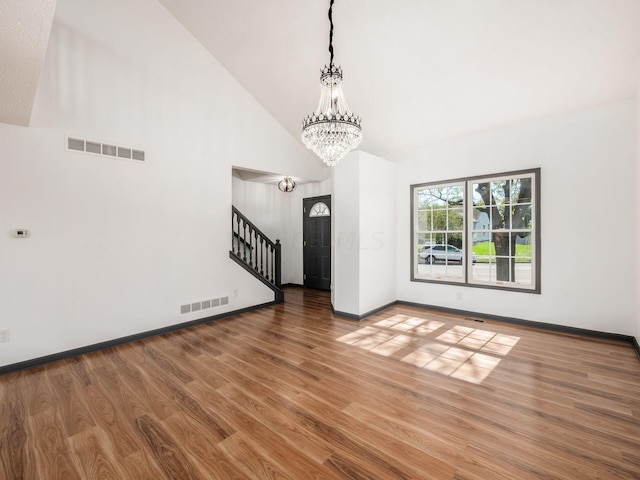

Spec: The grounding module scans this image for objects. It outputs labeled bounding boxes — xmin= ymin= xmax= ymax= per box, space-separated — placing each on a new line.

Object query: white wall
xmin=0 ymin=0 xmax=324 ymax=368
xmin=358 ymin=152 xmax=397 ymax=314
xmin=393 ymin=100 xmax=637 ymax=335
xmin=333 ymin=153 xmax=361 ymax=314
xmin=333 ymin=151 xmax=397 ymax=316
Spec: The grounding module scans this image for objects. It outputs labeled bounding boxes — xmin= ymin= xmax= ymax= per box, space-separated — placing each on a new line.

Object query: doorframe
xmin=303 ymin=195 xmax=332 ymax=290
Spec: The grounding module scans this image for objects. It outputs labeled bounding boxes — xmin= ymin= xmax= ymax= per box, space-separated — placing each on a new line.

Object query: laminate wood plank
xmin=81 ymin=383 xmax=141 ymax=459
xmin=184 ymin=352 xmax=231 ymax=389
xmin=197 ymin=331 xmax=354 ymax=410
xmin=140 ymin=343 xmax=194 ymax=384
xmin=151 ymin=374 xmax=235 ymax=442
xmin=1 ymin=287 xmax=639 ymax=479
xmin=216 ymin=432 xmax=298 ymax=480
xmin=14 ymin=366 xmax=57 ymax=417
xmin=216 ymin=348 xmax=353 ymax=411
xmin=269 ymin=386 xmax=456 ymax=480
xmin=187 ymin=371 xmax=338 ymax=480
xmin=133 ymin=414 xmax=205 ymax=480
xmin=160 ymin=412 xmax=248 ymax=479
xmin=44 ymin=367 xmax=96 ymax=437
xmin=27 ymin=409 xmax=81 ymax=480
xmin=217 ymin=382 xmax=336 ymax=465
xmin=456 ymin=385 xmax=634 ymax=460
xmin=117 ymin=448 xmax=169 ymax=480
xmin=67 ymin=356 xmax=94 ymax=387
xmin=201 ymin=365 xmax=429 ymax=480
xmin=68 ymin=427 xmax=127 ymax=480
xmin=89 ymin=363 xmax=153 ymax=422
xmin=166 ymin=328 xmax=224 ymax=358
xmin=0 ymin=384 xmax=38 ymax=479
xmin=342 ymin=401 xmax=517 ymax=480
xmin=102 ymin=347 xmax=183 ymax=421
xmin=188 ymin=381 xmax=345 ymax=480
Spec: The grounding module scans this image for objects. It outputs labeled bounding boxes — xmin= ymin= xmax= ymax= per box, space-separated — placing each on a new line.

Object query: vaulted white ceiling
xmin=159 ymin=0 xmax=640 ymax=158
xmin=0 ymin=0 xmax=57 ymax=126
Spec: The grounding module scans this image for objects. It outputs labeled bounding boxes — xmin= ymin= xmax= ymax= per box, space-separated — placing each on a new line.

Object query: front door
xmin=303 ymin=195 xmax=331 ymax=290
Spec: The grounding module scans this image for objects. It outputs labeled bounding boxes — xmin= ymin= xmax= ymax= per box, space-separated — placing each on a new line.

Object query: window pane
xmin=491 ymin=181 xmax=507 ymax=206
xmin=417 ymin=189 xmax=433 ymax=208
xmin=515 ymin=234 xmax=532 ymax=261
xmin=447 ymin=232 xmax=463 ymax=249
xmin=417 ymin=210 xmax=432 ymax=231
xmin=431 ymin=191 xmax=447 ymax=208
xmin=448 ymin=208 xmax=464 ymax=230
xmin=472 ymin=186 xmax=486 ymax=206
xmin=515 ymin=260 xmax=533 ymax=285
xmin=448 ymin=185 xmax=464 ymax=205
xmin=511 ymin=204 xmax=532 ymax=230
xmin=433 ymin=210 xmax=447 ymax=231
xmin=309 ymin=202 xmax=330 ymax=217
xmin=511 ymin=177 xmax=533 ymax=204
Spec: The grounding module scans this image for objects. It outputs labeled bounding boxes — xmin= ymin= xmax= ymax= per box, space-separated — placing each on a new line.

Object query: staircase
xmin=229 ymin=206 xmax=284 ymax=303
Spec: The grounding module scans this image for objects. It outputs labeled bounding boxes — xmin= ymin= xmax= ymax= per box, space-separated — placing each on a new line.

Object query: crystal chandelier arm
xmin=328 ymin=0 xmax=335 ymax=68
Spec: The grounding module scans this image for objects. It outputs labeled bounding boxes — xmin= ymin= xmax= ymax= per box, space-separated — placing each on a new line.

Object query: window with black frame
xmin=412 ymin=168 xmax=540 ymax=293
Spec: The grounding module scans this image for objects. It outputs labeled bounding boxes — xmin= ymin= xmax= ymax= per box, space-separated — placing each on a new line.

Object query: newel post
xmin=275 ymin=239 xmax=282 ymax=288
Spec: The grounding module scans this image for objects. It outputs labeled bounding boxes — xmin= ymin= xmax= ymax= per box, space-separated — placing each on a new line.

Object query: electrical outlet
xmin=233 ymin=288 xmax=239 ymax=297
xmin=0 ymin=329 xmax=10 ymax=343
xmin=456 ymin=291 xmax=463 ymax=301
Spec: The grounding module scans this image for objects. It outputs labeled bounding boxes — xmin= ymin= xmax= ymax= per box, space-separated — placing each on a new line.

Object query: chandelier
xmin=301 ymin=0 xmax=362 ymax=167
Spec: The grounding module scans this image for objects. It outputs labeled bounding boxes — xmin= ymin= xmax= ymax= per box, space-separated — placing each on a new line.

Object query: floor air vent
xmin=67 ymin=136 xmax=145 ymax=162
xmin=464 ymin=317 xmax=485 ymax=323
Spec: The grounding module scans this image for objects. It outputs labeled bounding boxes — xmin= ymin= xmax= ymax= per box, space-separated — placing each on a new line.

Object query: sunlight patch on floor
xmin=337 ymin=314 xmax=520 ymax=385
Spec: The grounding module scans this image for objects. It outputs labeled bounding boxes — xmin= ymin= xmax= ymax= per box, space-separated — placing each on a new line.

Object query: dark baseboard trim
xmin=331 ymin=301 xmax=399 ymax=322
xmin=633 ymin=336 xmax=640 ymax=361
xmin=0 ymin=301 xmax=277 ymax=377
xmin=397 ymin=300 xmax=637 ymax=349
xmin=281 ymin=283 xmax=304 ymax=288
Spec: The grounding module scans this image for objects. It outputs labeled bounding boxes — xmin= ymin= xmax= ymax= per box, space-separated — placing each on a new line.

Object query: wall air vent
xmin=87 ymin=141 xmax=102 ymax=154
xmin=68 ymin=138 xmax=85 ymax=151
xmin=66 ymin=135 xmax=145 ymax=162
xmin=180 ymin=295 xmax=231 ymax=315
xmin=118 ymin=147 xmax=132 ymax=159
xmin=102 ymin=144 xmax=117 ymax=156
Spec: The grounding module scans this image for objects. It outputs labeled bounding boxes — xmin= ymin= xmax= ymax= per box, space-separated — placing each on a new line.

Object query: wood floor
xmin=1 ymin=287 xmax=640 ymax=479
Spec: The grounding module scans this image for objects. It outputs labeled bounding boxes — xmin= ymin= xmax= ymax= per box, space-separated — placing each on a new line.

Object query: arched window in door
xmin=309 ymin=202 xmax=330 ymax=217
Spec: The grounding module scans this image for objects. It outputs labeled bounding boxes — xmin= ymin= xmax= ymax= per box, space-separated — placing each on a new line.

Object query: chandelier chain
xmin=328 ymin=0 xmax=335 ymax=68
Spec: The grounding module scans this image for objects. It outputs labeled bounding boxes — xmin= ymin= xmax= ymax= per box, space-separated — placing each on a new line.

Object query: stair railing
xmin=230 ymin=207 xmax=282 ymax=300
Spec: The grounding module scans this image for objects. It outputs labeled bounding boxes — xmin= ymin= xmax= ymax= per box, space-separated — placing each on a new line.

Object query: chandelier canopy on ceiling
xmin=301 ymin=0 xmax=362 ymax=167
